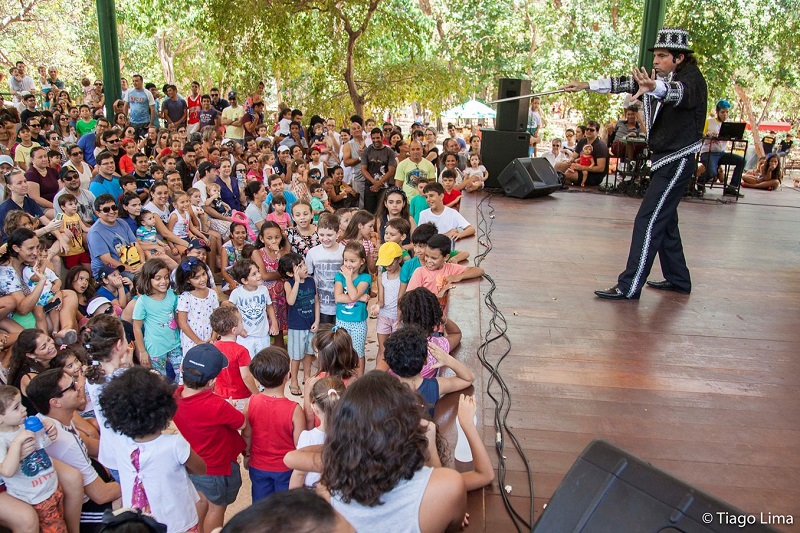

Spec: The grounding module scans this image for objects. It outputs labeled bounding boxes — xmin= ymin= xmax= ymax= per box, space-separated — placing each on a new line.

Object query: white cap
xmin=86 ymin=297 xmax=112 ymax=316
xmin=0 ymin=155 xmax=14 ymax=167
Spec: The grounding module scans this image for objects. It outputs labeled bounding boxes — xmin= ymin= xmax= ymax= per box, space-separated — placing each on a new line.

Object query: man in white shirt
xmin=26 ymin=369 xmax=122 ymax=528
xmin=543 ymin=138 xmax=572 ymax=173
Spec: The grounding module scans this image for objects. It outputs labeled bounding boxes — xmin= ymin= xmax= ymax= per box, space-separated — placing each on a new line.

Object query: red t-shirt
xmin=214 ymin=341 xmax=253 ymax=400
xmin=187 ymin=94 xmax=201 ymax=125
xmin=443 ymin=188 xmax=461 ymax=209
xmin=247 ymin=394 xmax=298 ymax=471
xmin=172 ymin=387 xmax=246 ymax=475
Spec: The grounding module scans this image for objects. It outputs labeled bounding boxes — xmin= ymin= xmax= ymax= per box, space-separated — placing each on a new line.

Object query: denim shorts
xmin=190 ymin=462 xmax=242 ymax=506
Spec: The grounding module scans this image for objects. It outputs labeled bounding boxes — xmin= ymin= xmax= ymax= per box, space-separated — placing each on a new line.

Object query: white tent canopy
xmin=442 ymin=99 xmax=496 ymax=119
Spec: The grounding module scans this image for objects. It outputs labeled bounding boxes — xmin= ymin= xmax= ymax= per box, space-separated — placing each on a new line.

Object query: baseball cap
xmin=86 ymin=297 xmax=112 ymax=316
xmin=98 ymin=264 xmax=125 ymax=281
xmin=227 ymin=91 xmax=237 ymax=100
xmin=187 ymin=238 xmax=211 ymax=252
xmin=182 ymin=344 xmax=228 ymax=382
xmin=197 ymin=161 xmax=215 ymax=176
xmin=277 ymin=145 xmax=290 ymax=153
xmin=0 ymin=155 xmax=14 ymax=167
xmin=376 ymin=242 xmax=403 ymax=267
xmin=20 ymin=91 xmax=33 ymax=99
xmin=412 ymin=121 xmax=423 ymax=127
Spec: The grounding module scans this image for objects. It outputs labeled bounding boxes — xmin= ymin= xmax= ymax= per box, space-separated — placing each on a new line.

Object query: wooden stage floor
xmin=450 ymin=186 xmax=800 ymax=531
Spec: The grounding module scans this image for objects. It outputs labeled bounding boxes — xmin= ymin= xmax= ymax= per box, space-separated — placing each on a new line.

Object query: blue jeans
xmin=701 ymin=151 xmax=744 ymax=187
xmin=249 ymin=467 xmax=292 ymax=502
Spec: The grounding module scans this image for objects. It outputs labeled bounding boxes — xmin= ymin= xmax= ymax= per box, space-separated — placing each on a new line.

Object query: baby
xmin=577 ymin=144 xmax=594 ymax=187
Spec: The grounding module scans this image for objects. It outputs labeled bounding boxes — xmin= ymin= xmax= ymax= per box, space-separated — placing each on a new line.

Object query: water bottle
xmin=20 ymin=417 xmax=53 ymax=477
xmin=24 ymin=416 xmax=52 ymax=449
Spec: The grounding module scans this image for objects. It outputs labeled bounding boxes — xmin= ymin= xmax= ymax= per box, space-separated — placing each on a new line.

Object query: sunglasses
xmin=100 ymin=205 xmax=118 ymax=213
xmin=29 ymin=123 xmax=40 ymax=127
xmin=59 ymin=379 xmax=77 ymax=395
xmin=70 ymin=150 xmax=83 ymax=156
xmin=585 ymin=128 xmax=597 ymax=132
xmin=59 ymin=117 xmax=69 ymax=122
xmin=62 ymin=173 xmax=80 ymax=181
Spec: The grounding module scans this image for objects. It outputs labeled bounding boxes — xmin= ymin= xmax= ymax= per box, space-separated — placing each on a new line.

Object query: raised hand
xmin=632 ymin=67 xmax=657 ymax=100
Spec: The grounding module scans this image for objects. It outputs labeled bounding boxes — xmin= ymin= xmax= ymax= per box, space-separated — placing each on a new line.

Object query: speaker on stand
xmin=495 ymin=78 xmax=531 ymax=132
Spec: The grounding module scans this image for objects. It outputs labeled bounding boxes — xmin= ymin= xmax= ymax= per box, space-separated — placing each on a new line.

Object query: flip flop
xmin=289 ymin=385 xmax=302 ymax=397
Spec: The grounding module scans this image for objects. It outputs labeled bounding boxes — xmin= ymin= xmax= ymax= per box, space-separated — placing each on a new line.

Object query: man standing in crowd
xmin=343 ymin=116 xmax=366 ymax=208
xmin=221 ymin=92 xmax=245 ymax=145
xmin=177 ymin=142 xmax=198 ymax=191
xmin=564 ymin=27 xmax=707 ymax=300
xmin=146 ymin=83 xmax=162 ymax=128
xmin=124 ymin=74 xmax=156 ymax=138
xmin=210 ymin=88 xmax=229 ymax=113
xmin=361 ymin=128 xmax=397 ymax=213
xmin=395 ymin=140 xmax=437 ymax=199
xmin=163 ymin=84 xmax=188 ymax=130
xmin=187 ymin=80 xmax=202 ymax=134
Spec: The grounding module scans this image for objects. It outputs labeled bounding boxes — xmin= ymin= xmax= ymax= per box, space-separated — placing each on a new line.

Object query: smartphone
xmin=55 ymin=213 xmax=63 ymax=221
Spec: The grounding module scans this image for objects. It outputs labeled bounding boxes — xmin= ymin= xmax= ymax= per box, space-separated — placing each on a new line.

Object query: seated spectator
xmin=543 ymin=138 xmax=572 ymax=173
xmin=610 ymin=106 xmax=645 ymax=161
xmin=382 ymin=326 xmax=474 ymax=416
xmin=742 ymin=153 xmax=782 ymax=190
xmin=24 ymin=146 xmax=60 ymax=216
xmin=562 ymin=120 xmax=609 ymax=187
xmin=699 ymin=99 xmax=744 ymax=197
xmin=221 ymin=490 xmax=353 ymax=533
xmin=26 ymin=368 xmax=122 ymax=528
xmin=86 ymin=194 xmax=145 ymax=279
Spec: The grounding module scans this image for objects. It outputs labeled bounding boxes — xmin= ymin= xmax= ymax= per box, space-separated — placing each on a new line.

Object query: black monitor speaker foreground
xmin=496 ymin=157 xmax=561 ymax=199
xmin=533 ymin=439 xmax=780 ymax=533
xmin=495 ymin=78 xmax=531 ymax=132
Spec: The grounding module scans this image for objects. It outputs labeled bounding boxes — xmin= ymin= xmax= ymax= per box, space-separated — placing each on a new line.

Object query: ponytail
xmin=82 ymin=315 xmax=126 ymax=384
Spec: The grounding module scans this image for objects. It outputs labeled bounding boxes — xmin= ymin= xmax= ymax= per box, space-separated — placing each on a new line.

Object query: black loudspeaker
xmin=495 ymin=78 xmax=531 ymax=132
xmin=481 ymin=129 xmax=529 ymax=189
xmin=496 ymin=157 xmax=561 ymax=199
xmin=533 ymin=440 xmax=780 ymax=533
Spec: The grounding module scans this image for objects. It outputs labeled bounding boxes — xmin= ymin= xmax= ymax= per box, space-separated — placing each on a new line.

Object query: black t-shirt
xmin=762 ymin=135 xmax=776 ymax=154
xmin=575 ymin=137 xmax=609 ymax=186
xmin=779 ymin=140 xmax=793 ymax=153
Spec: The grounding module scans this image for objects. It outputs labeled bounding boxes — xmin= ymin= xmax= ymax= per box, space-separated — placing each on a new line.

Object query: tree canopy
xmin=1 ymin=0 xmax=797 ymax=126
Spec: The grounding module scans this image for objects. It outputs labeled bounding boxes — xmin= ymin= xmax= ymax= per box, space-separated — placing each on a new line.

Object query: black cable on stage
xmin=474 ymin=191 xmax=535 ymax=532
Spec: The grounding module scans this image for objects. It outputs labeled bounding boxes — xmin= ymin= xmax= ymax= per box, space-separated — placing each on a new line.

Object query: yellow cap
xmin=376 ymin=242 xmax=403 ymax=267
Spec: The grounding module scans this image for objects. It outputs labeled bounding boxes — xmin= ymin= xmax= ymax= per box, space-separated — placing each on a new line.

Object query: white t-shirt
xmin=42 ymin=417 xmax=98 ymax=503
xmin=0 ymin=427 xmax=58 ymax=504
xmin=542 ymin=150 xmax=571 ymax=167
xmin=305 ymin=243 xmax=344 ymax=316
xmin=117 ymin=434 xmax=199 ymax=533
xmin=144 ymin=201 xmax=170 ymax=224
xmin=229 ymin=285 xmax=273 ymax=338
xmin=86 ymin=368 xmax=129 ymax=471
xmin=296 ymin=427 xmax=326 ymax=487
xmin=418 ymin=206 xmax=470 ymax=234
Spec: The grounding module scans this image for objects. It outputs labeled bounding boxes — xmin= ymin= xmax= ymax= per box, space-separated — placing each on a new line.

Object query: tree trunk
xmin=155 ymin=32 xmax=175 ymax=85
xmin=734 ymin=83 xmax=763 ymax=159
xmin=344 ymin=31 xmax=365 ymax=117
xmin=757 ymin=83 xmax=777 ymax=124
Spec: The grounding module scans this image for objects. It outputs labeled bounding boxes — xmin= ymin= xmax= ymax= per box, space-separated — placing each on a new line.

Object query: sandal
xmin=289 ymin=385 xmax=302 ymax=397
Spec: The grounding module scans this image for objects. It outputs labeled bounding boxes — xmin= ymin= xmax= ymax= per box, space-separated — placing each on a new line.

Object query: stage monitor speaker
xmin=496 ymin=157 xmax=561 ymax=199
xmin=533 ymin=439 xmax=779 ymax=533
xmin=480 ymin=129 xmax=529 ymax=189
xmin=495 ymin=78 xmax=531 ymax=132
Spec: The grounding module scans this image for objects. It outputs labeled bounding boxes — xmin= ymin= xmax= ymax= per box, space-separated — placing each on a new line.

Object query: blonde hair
xmin=310 ymin=376 xmax=346 ymax=420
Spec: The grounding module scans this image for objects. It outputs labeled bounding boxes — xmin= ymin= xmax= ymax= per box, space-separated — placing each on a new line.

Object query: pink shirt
xmin=266 ymin=211 xmax=292 ymax=233
xmin=407 ymin=262 xmax=467 ymax=315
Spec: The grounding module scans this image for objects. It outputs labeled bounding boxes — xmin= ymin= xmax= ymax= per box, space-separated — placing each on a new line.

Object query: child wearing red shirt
xmin=210 ymin=307 xmax=259 ymax=410
xmin=242 ymin=347 xmax=305 ymax=501
xmin=441 ymin=170 xmax=462 ymax=211
xmin=173 ymin=344 xmax=246 ymax=533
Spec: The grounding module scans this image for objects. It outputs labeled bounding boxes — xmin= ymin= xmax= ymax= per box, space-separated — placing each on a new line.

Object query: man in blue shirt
xmin=89 ymin=152 xmax=123 ymax=200
xmin=124 ymin=74 xmax=156 ymax=138
xmin=86 ymin=194 xmax=144 ymax=278
xmin=77 ymin=117 xmax=110 ymax=167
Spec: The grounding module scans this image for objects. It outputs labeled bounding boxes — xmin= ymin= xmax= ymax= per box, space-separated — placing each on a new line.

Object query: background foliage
xmin=1 ymin=0 xmax=797 ymax=126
